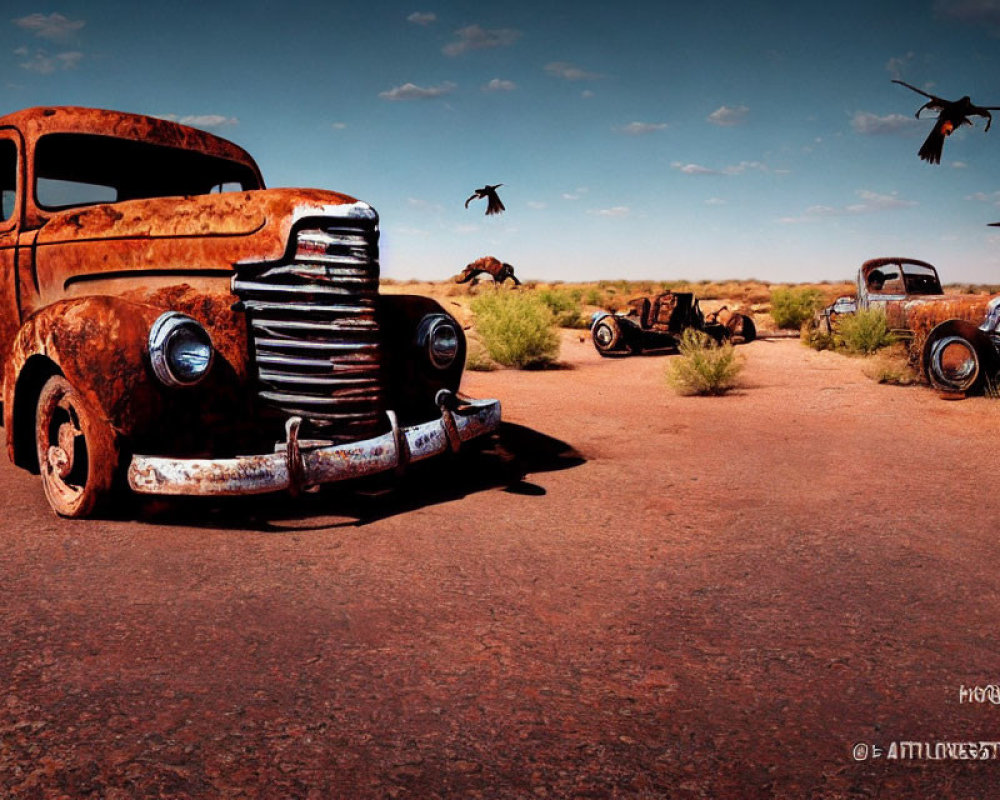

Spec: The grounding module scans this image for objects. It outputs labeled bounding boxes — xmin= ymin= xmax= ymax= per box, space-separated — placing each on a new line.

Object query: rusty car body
xmin=590 ymin=291 xmax=756 ymax=357
xmin=0 ymin=106 xmax=500 ymax=516
xmin=842 ymin=257 xmax=999 ymax=392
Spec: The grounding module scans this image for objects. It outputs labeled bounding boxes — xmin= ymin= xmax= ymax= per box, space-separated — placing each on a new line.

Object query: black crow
xmin=465 ymin=184 xmax=505 ymax=215
xmin=893 ymin=79 xmax=1000 ymax=164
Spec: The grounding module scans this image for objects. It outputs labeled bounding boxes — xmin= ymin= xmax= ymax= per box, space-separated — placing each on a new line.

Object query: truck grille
xmin=232 ymin=209 xmax=384 ymax=443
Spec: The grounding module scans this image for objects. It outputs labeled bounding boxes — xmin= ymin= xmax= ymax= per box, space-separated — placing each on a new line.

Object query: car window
xmin=37 ymin=177 xmax=117 ymax=208
xmin=0 ymin=139 xmax=16 ymax=222
xmin=34 ymin=132 xmax=260 ymax=210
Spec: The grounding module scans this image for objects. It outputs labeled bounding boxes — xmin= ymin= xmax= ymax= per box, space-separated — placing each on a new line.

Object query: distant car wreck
xmin=823 ymin=257 xmax=1000 ymax=393
xmin=590 ymin=291 xmax=756 ymax=357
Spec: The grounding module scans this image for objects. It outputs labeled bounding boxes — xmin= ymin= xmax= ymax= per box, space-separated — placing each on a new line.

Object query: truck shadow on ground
xmin=131 ymin=422 xmax=586 ymax=531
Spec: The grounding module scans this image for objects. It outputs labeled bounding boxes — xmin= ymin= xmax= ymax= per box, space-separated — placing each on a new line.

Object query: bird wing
xmin=464 ymin=194 xmax=477 ymax=208
xmin=892 ymin=79 xmax=942 ymax=103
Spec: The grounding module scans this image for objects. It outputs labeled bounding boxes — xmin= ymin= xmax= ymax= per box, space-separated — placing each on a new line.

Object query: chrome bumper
xmin=127 ymin=392 xmax=501 ymax=496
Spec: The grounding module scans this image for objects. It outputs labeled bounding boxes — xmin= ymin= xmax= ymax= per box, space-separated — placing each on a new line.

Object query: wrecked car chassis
xmin=590 ymin=291 xmax=756 ymax=357
xmin=0 ymin=106 xmax=500 ymax=516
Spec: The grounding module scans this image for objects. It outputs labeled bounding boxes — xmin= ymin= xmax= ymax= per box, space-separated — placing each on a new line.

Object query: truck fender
xmin=4 ymin=296 xmax=166 ymax=467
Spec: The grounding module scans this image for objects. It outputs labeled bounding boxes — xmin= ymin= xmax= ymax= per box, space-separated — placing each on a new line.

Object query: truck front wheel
xmin=35 ymin=375 xmax=117 ymax=517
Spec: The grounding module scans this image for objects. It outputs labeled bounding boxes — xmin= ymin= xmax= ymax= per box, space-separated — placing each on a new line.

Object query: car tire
xmin=592 ymin=316 xmax=631 ymax=357
xmin=737 ymin=315 xmax=757 ymax=343
xmin=35 ymin=375 xmax=117 ymax=517
xmin=922 ymin=320 xmax=997 ymax=394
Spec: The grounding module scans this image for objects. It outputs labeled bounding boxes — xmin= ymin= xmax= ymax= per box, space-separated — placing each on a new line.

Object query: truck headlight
xmin=148 ymin=312 xmax=215 ymax=387
xmin=417 ymin=314 xmax=460 ymax=369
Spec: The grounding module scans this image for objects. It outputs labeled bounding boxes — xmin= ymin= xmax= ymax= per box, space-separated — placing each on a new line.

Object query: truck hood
xmin=32 ymin=188 xmax=377 ymax=301
xmin=883 ymin=292 xmax=996 ymax=334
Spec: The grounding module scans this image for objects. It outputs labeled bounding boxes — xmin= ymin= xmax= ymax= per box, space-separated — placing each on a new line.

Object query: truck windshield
xmin=901 ymin=264 xmax=943 ymax=295
xmin=34 ymin=132 xmax=261 ymax=210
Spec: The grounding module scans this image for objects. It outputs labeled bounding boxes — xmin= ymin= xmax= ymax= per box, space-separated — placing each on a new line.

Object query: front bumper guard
xmin=127 ymin=391 xmax=501 ymax=497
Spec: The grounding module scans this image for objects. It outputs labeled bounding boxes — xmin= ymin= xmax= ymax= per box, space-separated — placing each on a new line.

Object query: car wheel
xmin=35 ymin=375 xmax=117 ymax=517
xmin=922 ymin=320 xmax=995 ymax=394
xmin=592 ymin=317 xmax=630 ymax=357
xmin=737 ymin=315 xmax=757 ymax=343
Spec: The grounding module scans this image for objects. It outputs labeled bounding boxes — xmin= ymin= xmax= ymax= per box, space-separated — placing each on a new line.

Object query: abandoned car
xmin=590 ymin=291 xmax=756 ymax=356
xmin=0 ymin=106 xmax=501 ymax=517
xmin=832 ymin=257 xmax=999 ymax=392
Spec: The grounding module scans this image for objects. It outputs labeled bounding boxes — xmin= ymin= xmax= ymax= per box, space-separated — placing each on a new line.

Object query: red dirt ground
xmin=3 ymin=334 xmax=1000 ymax=799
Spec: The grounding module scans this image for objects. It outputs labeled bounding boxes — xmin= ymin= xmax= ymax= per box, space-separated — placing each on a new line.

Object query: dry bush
xmin=863 ymin=344 xmax=920 ymax=385
xmin=470 ymin=288 xmax=560 ymax=368
xmin=666 ymin=328 xmax=744 ymax=396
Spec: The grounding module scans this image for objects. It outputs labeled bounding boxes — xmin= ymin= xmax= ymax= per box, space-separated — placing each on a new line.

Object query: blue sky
xmin=4 ymin=1 xmax=1000 ymax=283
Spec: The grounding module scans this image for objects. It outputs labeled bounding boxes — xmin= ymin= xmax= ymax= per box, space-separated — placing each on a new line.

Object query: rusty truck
xmin=0 ymin=106 xmax=500 ymax=517
xmin=844 ymin=257 xmax=1000 ymax=393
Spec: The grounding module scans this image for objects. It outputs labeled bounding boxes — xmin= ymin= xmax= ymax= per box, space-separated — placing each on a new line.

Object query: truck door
xmin=0 ymin=129 xmax=21 ymax=359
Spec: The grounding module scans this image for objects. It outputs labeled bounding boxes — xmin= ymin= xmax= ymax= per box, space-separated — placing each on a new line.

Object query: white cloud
xmin=16 ymin=48 xmax=82 ymax=74
xmin=886 ymin=52 xmax=915 ymax=80
xmin=588 ymin=206 xmax=630 ymax=218
xmin=483 ymin=78 xmax=516 ymax=92
xmin=544 ymin=61 xmax=601 ymax=81
xmin=707 ymin=105 xmax=749 ymax=126
xmin=616 ymin=121 xmax=668 ymax=135
xmin=671 ymin=160 xmax=768 ymax=176
xmin=14 ymin=12 xmax=84 ymax=40
xmin=179 ymin=114 xmax=238 ymax=128
xmin=581 ymin=90 xmax=595 ymax=98
xmin=851 ymin=111 xmax=921 ymax=135
xmin=527 ymin=200 xmax=547 ymax=209
xmin=705 ymin=197 xmax=727 ymax=206
xmin=951 ymin=160 xmax=967 ymax=168
xmin=562 ymin=187 xmax=589 ymax=200
xmin=407 ymin=11 xmax=436 ymax=25
xmin=379 ymin=81 xmax=456 ymax=100
xmin=779 ymin=189 xmax=917 ymax=223
xmin=443 ymin=24 xmax=521 ymax=56
xmin=157 ymin=114 xmax=238 ymax=128
xmin=968 ymin=190 xmax=1000 ymax=205
xmin=331 ymin=122 xmax=347 ymax=130
xmin=672 ymin=162 xmax=719 ymax=175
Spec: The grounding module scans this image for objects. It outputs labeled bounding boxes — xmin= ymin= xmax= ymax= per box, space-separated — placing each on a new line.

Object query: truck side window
xmin=0 ymin=139 xmax=15 ymax=222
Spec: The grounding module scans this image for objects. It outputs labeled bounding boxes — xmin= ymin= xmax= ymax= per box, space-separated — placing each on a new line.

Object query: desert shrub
xmin=862 ymin=344 xmax=919 ymax=385
xmin=583 ymin=286 xmax=604 ymax=306
xmin=470 ymin=289 xmax=560 ymax=368
xmin=537 ymin=287 xmax=588 ymax=328
xmin=770 ymin=287 xmax=825 ymax=329
xmin=465 ymin=339 xmax=498 ymax=371
xmin=801 ymin=321 xmax=837 ymax=351
xmin=837 ymin=308 xmax=894 ymax=355
xmin=666 ymin=328 xmax=744 ymax=396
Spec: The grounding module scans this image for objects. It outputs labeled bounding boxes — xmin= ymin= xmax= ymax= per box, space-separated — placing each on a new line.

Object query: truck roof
xmin=0 ymin=105 xmax=258 ymax=171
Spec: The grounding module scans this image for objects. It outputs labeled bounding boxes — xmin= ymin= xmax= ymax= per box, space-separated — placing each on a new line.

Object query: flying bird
xmin=465 ymin=184 xmax=505 ymax=215
xmin=893 ymin=79 xmax=1000 ymax=164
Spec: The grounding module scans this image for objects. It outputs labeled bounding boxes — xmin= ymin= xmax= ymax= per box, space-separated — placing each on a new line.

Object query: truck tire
xmin=35 ymin=375 xmax=118 ymax=517
xmin=922 ymin=320 xmax=997 ymax=394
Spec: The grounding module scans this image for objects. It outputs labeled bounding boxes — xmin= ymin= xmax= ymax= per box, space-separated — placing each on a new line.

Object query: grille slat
xmin=233 ymin=213 xmax=384 ymax=442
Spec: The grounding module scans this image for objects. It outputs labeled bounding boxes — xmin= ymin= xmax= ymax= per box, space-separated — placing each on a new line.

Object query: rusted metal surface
xmin=0 ymin=106 xmax=500 ymax=513
xmin=853 ymin=256 xmax=998 ymax=360
xmin=454 ymin=256 xmax=520 ymax=285
xmin=592 ymin=291 xmax=755 ymax=356
xmin=128 ymin=394 xmax=501 ymax=496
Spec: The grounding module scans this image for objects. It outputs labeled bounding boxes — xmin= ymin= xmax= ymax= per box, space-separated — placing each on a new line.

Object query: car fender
xmin=4 ymin=296 xmax=183 ymax=466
